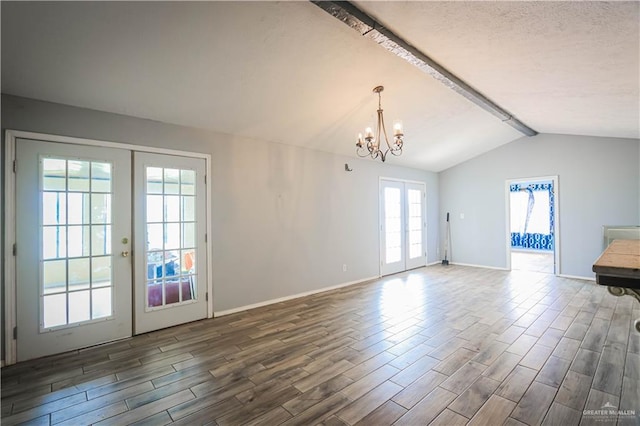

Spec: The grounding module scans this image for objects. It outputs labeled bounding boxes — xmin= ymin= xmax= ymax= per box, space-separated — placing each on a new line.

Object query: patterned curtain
xmin=510 ymin=182 xmax=554 ymax=251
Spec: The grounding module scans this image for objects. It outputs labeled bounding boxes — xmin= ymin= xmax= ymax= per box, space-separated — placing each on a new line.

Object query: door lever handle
xmin=121 ymin=251 xmax=129 ymax=257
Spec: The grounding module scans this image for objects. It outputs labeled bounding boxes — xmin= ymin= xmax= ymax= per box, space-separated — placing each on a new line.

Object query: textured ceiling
xmin=356 ymin=1 xmax=640 ymax=140
xmin=2 ymin=1 xmax=638 ymax=172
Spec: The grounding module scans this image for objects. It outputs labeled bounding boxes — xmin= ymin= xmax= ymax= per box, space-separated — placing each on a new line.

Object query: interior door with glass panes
xmin=404 ymin=182 xmax=427 ymax=270
xmin=133 ymin=152 xmax=207 ymax=334
xmin=15 ymin=139 xmax=132 ymax=362
xmin=380 ymin=180 xmax=406 ymax=276
xmin=380 ymin=179 xmax=426 ymax=276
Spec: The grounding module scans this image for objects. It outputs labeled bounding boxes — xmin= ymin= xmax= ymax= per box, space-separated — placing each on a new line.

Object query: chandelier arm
xmin=375 ymin=110 xmax=382 ymax=153
xmin=356 ymin=147 xmax=370 ymax=158
xmin=379 ymin=109 xmax=393 ymax=152
xmin=367 ymin=140 xmax=376 ymax=154
xmin=391 ymin=139 xmax=403 ymax=153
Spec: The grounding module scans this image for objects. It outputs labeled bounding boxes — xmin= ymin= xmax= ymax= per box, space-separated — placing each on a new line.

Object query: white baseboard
xmin=214 ymin=275 xmax=379 ymax=317
xmin=426 ymin=261 xmax=441 ymax=266
xmin=558 ymin=274 xmax=595 ymax=281
xmin=449 ymin=262 xmax=509 ymax=271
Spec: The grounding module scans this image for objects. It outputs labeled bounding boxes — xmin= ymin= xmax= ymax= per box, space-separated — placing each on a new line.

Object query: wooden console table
xmin=593 ymin=239 xmax=640 ymax=332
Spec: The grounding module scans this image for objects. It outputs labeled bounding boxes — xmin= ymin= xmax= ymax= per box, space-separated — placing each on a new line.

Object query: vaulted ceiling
xmin=2 ymin=1 xmax=638 ymax=171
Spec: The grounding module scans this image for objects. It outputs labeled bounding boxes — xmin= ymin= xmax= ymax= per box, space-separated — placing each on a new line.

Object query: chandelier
xmin=356 ymin=86 xmax=404 ymax=162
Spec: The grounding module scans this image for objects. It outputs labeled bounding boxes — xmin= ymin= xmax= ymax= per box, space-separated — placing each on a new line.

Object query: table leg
xmin=607 ymin=286 xmax=640 ymax=333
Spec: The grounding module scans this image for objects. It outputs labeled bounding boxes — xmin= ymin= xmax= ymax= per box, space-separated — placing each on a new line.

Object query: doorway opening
xmin=506 ymin=176 xmax=559 ymax=274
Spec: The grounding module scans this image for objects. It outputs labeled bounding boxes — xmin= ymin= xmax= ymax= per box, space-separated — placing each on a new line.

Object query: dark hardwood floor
xmin=2 ymin=265 xmax=639 ymax=425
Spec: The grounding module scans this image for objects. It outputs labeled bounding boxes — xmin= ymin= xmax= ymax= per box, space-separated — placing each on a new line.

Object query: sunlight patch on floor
xmin=511 ymin=250 xmax=554 ymax=274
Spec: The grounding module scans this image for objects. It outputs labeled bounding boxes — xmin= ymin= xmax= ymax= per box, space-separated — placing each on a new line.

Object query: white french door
xmin=133 ymin=152 xmax=207 ymax=334
xmin=13 ymin=137 xmax=209 ymax=362
xmin=380 ymin=179 xmax=427 ymax=276
xmin=15 ymin=139 xmax=132 ymax=361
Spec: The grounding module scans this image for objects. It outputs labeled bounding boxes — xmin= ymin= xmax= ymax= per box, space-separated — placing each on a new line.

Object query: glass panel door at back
xmin=380 ymin=179 xmax=427 ymax=276
xmin=382 ymin=181 xmax=404 ymax=274
xmin=15 ymin=139 xmax=132 ymax=362
xmin=133 ymin=152 xmax=207 ymax=334
xmin=405 ymin=182 xmax=427 ymax=270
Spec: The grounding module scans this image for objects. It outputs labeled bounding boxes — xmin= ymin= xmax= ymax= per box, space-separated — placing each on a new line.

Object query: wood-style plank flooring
xmin=2 ymin=265 xmax=639 ymax=425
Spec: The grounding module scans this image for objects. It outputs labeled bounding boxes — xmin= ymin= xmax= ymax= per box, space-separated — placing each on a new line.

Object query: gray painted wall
xmin=1 ymin=95 xmax=439 ymax=359
xmin=439 ymin=133 xmax=640 ymax=277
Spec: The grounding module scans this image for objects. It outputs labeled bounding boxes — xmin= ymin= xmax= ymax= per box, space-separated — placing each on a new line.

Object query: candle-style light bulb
xmin=393 ymin=120 xmax=403 ymax=136
xmin=365 ymin=127 xmax=374 ymax=139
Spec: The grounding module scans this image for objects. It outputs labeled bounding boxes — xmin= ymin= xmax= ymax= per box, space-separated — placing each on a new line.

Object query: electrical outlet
xmin=460 ymin=213 xmax=465 ymax=219
xmin=342 ymin=264 xmax=347 ymax=272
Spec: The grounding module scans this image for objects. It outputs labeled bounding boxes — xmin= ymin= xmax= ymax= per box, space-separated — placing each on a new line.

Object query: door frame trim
xmin=378 ymin=177 xmax=427 ymax=277
xmin=4 ymin=129 xmax=214 ymax=366
xmin=504 ymin=175 xmax=560 ymax=274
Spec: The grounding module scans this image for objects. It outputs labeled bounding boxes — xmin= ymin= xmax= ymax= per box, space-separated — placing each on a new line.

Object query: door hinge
xmin=13 ymin=160 xmax=17 ymax=173
xmin=13 ymin=327 xmax=17 ymax=340
xmin=204 ymin=175 xmax=207 ymax=184
xmin=205 ymin=233 xmax=207 ymax=243
xmin=12 ymin=243 xmax=17 ymax=256
xmin=205 ymin=292 xmax=208 ymax=302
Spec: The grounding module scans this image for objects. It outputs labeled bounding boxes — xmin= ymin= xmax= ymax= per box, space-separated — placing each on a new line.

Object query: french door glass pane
xmin=68 ymin=258 xmax=91 ymax=291
xmin=68 ymin=193 xmax=90 ymax=224
xmin=43 ymin=227 xmax=66 ymax=259
xmin=145 ymin=166 xmax=198 ymax=309
xmin=91 ymin=162 xmax=111 ymax=192
xmin=68 ymin=226 xmax=90 ymax=257
xmin=147 ymin=195 xmax=163 ymax=222
xmin=92 ymin=256 xmax=111 ymax=286
xmin=43 ymin=260 xmax=65 ymax=295
xmin=68 ymin=160 xmax=90 ymax=192
xmin=42 ymin=159 xmax=66 ymax=190
xmin=181 ymin=170 xmax=195 ymax=195
xmin=92 ymin=288 xmax=112 ymax=319
xmin=91 ymin=194 xmax=111 ymax=223
xmin=408 ymin=189 xmax=423 ymax=259
xmin=43 ymin=294 xmax=66 ymax=328
xmin=385 ymin=187 xmax=402 ymax=264
xmin=40 ymin=158 xmax=113 ymax=329
xmin=69 ymin=291 xmax=90 ymax=323
xmin=42 ymin=192 xmax=66 ymax=225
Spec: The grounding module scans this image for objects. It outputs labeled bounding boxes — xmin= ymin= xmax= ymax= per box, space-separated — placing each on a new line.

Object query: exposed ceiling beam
xmin=311 ymin=1 xmax=538 ymax=137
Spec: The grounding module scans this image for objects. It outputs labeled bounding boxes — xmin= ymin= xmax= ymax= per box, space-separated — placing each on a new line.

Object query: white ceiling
xmin=2 ymin=1 xmax=638 ymax=172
